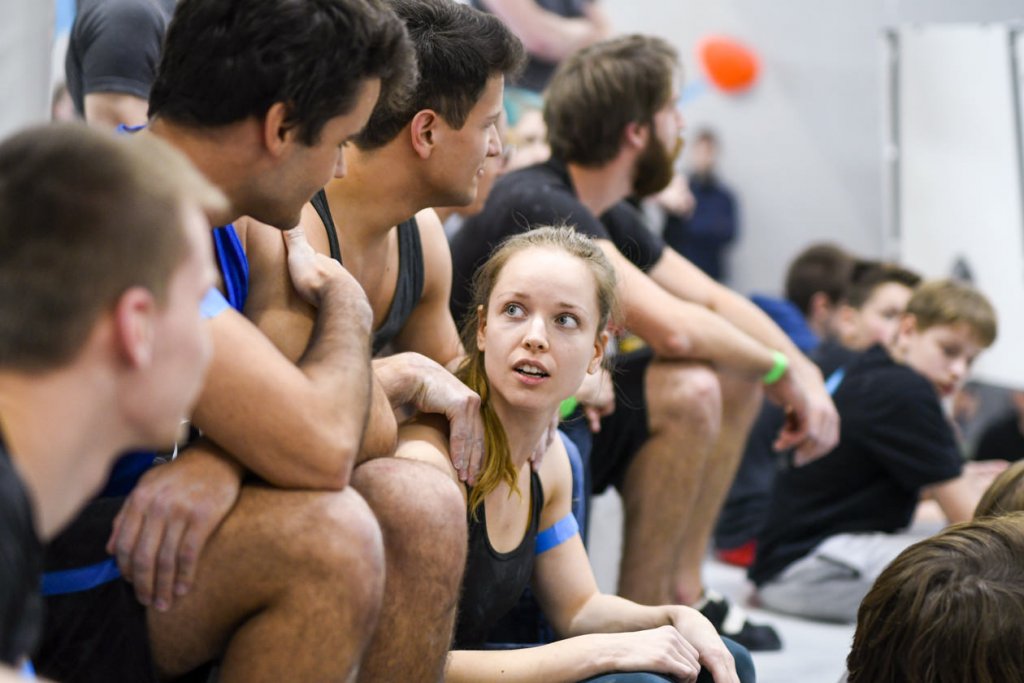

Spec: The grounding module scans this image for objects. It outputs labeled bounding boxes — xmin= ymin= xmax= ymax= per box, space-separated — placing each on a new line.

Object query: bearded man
xmin=450 ymin=34 xmax=839 ymax=652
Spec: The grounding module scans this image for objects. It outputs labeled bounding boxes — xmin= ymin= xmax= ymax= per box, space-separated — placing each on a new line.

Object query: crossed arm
xmin=109 ymin=225 xmax=375 ymax=611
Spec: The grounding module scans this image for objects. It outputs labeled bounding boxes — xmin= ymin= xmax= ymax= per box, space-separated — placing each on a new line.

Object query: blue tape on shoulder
xmin=535 ymin=512 xmax=579 ymax=555
xmin=200 ymin=287 xmax=230 ymax=320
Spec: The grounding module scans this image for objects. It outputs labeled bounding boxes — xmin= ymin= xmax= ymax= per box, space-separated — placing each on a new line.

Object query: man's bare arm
xmin=649 ymin=248 xmax=840 ymax=460
xmin=83 ymin=92 xmax=149 ymax=129
xmin=193 ymin=227 xmax=373 ymax=490
xmin=603 ymin=240 xmax=777 ymax=375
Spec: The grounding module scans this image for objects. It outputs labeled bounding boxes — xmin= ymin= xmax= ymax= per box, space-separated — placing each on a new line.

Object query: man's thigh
xmin=146 ymin=484 xmax=379 ymax=674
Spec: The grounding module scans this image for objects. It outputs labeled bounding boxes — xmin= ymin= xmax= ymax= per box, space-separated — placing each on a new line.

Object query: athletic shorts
xmin=591 ymin=347 xmax=652 ymax=494
xmin=35 ymin=496 xmax=160 ymax=683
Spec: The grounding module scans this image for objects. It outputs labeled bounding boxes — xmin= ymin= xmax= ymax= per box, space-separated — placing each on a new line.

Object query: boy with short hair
xmin=749 ymin=279 xmax=997 ymax=623
xmin=835 ymin=260 xmax=922 ymax=354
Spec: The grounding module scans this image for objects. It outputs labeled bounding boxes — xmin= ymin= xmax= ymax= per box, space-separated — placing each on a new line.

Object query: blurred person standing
xmin=470 ymin=0 xmax=611 ymax=94
xmin=661 ymin=129 xmax=739 ymax=283
xmin=65 ymin=0 xmax=175 ymax=128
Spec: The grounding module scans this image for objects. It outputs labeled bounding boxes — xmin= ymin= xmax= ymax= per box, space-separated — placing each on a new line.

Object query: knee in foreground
xmin=288 ymin=490 xmax=385 ymax=597
xmin=359 ymin=458 xmax=467 ymax=555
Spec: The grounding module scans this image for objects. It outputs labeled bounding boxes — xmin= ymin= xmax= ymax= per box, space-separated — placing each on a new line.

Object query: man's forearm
xmin=631 ymin=296 xmax=776 ymax=378
xmin=357 ymin=374 xmax=399 ymax=463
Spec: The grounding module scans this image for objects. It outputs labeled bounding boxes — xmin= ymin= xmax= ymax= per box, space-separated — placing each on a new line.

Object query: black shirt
xmin=973 ymin=412 xmax=1024 ymax=463
xmin=749 ymin=344 xmax=964 ymax=585
xmin=449 ymin=157 xmax=665 ymax=323
xmin=66 ymin=0 xmax=176 ymax=117
xmin=0 ymin=431 xmax=43 ymax=665
xmin=310 ymin=190 xmax=425 ymax=356
xmin=454 ymin=472 xmax=542 ymax=649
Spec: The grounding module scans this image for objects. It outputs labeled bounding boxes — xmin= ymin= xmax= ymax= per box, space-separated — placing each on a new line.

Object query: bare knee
xmin=353 ymin=458 xmax=467 ymax=568
xmin=282 ymin=489 xmax=385 ymax=608
xmin=646 ymin=360 xmax=723 ymax=435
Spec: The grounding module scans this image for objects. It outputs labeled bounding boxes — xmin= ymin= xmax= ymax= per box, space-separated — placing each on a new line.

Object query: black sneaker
xmin=696 ymin=588 xmax=783 ymax=652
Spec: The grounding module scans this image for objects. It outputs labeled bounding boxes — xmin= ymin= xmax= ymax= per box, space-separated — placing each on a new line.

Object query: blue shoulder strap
xmin=212 ymin=224 xmax=249 ymax=312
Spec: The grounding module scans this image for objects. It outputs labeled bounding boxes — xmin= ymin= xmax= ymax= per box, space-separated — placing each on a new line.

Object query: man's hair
xmin=905 ymin=279 xmax=998 ymax=347
xmin=975 ymin=459 xmax=1024 ymax=519
xmin=784 ymin=243 xmax=855 ymax=316
xmin=0 ymin=123 xmax=226 ymax=372
xmin=355 ymin=0 xmax=525 ymax=150
xmin=847 ymin=513 xmax=1024 ymax=683
xmin=545 ymin=35 xmax=678 ymax=167
xmin=149 ymin=0 xmax=416 ymax=146
xmin=845 ymin=259 xmax=922 ymax=309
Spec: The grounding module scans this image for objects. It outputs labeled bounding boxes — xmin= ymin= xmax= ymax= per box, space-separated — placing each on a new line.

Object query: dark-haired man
xmin=0 ymin=123 xmax=223 ymax=671
xmin=242 ymin=1 xmax=526 ymax=677
xmin=35 ymin=1 xmax=417 ymax=681
xmin=450 ymin=34 xmax=839 ymax=651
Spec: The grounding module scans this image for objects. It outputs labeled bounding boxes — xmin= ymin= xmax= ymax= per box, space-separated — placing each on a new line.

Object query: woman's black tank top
xmin=453 ymin=471 xmax=543 ymax=649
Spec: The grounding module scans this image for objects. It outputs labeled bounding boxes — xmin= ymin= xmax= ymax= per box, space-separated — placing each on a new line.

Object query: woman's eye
xmin=504 ymin=303 xmax=523 ymax=317
xmin=556 ymin=314 xmax=579 ymax=329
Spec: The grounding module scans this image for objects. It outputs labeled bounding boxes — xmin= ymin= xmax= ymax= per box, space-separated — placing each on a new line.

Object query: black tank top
xmin=0 ymin=430 xmax=43 ymax=665
xmin=311 ymin=190 xmax=425 ymax=356
xmin=453 ymin=471 xmax=543 ymax=649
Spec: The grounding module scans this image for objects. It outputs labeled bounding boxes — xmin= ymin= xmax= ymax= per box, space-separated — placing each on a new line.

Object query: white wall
xmin=603 ymin=0 xmax=1024 ymax=296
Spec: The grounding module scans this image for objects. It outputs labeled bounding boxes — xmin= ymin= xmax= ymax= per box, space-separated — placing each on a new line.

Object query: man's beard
xmin=632 ymin=134 xmax=683 ymax=198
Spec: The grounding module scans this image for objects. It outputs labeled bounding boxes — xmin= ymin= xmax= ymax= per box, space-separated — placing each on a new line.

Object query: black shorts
xmin=591 ymin=347 xmax=652 ymax=493
xmin=35 ymin=496 xmax=159 ymax=683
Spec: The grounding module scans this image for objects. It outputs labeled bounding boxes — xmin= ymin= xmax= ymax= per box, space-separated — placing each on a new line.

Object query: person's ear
xmin=894 ymin=313 xmax=918 ymax=347
xmin=113 ymin=287 xmax=157 ymax=369
xmin=476 ymin=304 xmax=487 ymax=353
xmin=808 ymin=291 xmax=835 ymax=327
xmin=623 ymin=121 xmax=648 ymax=151
xmin=409 ymin=110 xmax=440 ymax=160
xmin=262 ymin=102 xmax=297 ymax=158
xmin=588 ymin=329 xmax=609 ymax=374
xmin=834 ymin=303 xmax=858 ymax=340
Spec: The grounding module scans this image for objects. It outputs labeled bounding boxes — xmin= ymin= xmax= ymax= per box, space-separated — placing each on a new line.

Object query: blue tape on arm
xmin=535 ymin=513 xmax=579 ymax=555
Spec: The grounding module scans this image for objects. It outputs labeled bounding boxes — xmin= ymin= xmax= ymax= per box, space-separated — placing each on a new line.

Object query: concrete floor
xmin=587 ymin=490 xmax=856 ymax=683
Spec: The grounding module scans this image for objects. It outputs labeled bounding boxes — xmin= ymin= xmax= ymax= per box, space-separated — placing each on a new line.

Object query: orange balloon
xmin=699 ymin=36 xmax=760 ymax=92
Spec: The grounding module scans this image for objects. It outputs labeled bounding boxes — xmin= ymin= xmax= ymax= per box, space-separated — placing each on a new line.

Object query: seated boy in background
xmin=715 ymin=259 xmax=921 ymax=565
xmin=749 ymin=279 xmax=997 ymax=623
xmin=832 ymin=260 xmax=922 ymax=364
